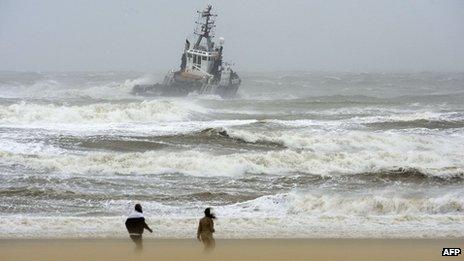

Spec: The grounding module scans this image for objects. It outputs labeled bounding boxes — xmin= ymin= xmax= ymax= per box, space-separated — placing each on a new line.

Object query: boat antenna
xmin=194 ymin=5 xmax=217 ymax=51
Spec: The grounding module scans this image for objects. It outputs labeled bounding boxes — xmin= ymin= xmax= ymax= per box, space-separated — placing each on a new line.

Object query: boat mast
xmin=194 ymin=5 xmax=216 ymax=51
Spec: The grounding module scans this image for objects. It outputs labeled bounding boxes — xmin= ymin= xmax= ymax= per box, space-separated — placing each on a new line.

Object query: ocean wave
xmin=0 ymin=100 xmax=207 ymax=124
xmin=1 ymin=191 xmax=463 ymax=239
xmin=208 ymin=108 xmax=464 ymax=129
xmin=210 ymin=102 xmax=464 ymax=125
xmin=1 ymin=215 xmax=462 ymax=239
xmin=192 ymin=127 xmax=285 ymax=148
xmin=221 ymin=127 xmax=464 ymax=153
xmin=230 ymin=191 xmax=464 ymax=217
xmin=1 ymin=141 xmax=462 ymax=178
xmin=0 ymin=73 xmax=155 ymax=100
xmin=1 ymin=123 xmax=462 ymax=177
xmin=366 ymin=119 xmax=464 ymax=130
xmin=355 ymin=111 xmax=464 ymax=124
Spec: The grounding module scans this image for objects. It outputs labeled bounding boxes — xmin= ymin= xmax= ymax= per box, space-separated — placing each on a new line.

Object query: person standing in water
xmin=197 ymin=207 xmax=216 ymax=252
xmin=125 ymin=204 xmax=153 ymax=251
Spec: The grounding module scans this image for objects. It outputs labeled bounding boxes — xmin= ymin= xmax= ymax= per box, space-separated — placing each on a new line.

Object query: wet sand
xmin=0 ymin=238 xmax=461 ymax=261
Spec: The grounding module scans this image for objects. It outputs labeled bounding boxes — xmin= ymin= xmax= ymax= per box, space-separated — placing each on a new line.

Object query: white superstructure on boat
xmin=132 ymin=5 xmax=241 ymax=98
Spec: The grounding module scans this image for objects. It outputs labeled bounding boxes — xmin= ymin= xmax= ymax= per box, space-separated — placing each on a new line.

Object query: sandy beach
xmin=1 ymin=238 xmax=461 ymax=261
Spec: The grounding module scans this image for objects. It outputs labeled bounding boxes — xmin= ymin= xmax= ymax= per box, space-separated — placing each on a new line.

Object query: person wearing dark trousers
xmin=125 ymin=204 xmax=153 ymax=251
xmin=197 ymin=207 xmax=216 ymax=252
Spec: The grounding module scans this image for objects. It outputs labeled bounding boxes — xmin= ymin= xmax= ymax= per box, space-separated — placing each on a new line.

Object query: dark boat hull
xmin=132 ymin=80 xmax=240 ymax=98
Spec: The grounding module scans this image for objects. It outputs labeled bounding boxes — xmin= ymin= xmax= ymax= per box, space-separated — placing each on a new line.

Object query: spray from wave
xmin=0 ymin=73 xmax=157 ymax=100
xmin=0 ymin=100 xmax=207 ymax=124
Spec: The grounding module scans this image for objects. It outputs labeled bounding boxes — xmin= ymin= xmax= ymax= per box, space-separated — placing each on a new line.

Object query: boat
xmin=132 ymin=5 xmax=241 ymax=98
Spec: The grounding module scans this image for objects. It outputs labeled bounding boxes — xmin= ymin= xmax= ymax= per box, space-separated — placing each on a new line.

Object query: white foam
xmin=0 ymin=100 xmax=207 ymax=124
xmin=1 ymin=191 xmax=463 ymax=239
xmin=1 ymin=129 xmax=463 ymax=178
xmin=2 ymin=215 xmax=462 ymax=239
xmin=226 ymin=127 xmax=464 ymax=155
xmin=0 ymin=120 xmax=258 ymax=140
xmin=0 ymin=74 xmax=157 ymax=100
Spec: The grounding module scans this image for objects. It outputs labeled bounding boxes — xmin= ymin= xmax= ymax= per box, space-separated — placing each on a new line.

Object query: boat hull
xmin=132 ymin=78 xmax=240 ymax=98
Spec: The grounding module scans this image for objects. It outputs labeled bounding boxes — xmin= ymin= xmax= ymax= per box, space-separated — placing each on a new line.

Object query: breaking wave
xmin=0 ymin=72 xmax=156 ymax=100
xmin=212 ymin=127 xmax=464 ymax=152
xmin=1 ymin=145 xmax=462 ymax=178
xmin=191 ymin=127 xmax=285 ymax=148
xmin=0 ymin=100 xmax=207 ymax=124
xmin=231 ymin=191 xmax=464 ymax=217
xmin=1 ymin=191 xmax=463 ymax=239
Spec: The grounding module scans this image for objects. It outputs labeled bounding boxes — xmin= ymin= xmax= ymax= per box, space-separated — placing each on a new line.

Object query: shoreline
xmin=1 ymin=238 xmax=461 ymax=261
xmin=2 ymin=236 xmax=464 ymax=240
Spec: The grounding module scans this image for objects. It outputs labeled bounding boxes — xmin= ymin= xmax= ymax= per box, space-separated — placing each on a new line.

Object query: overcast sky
xmin=1 ymin=0 xmax=463 ymax=72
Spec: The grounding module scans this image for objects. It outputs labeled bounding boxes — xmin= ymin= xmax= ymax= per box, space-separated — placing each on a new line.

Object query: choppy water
xmin=0 ymin=71 xmax=463 ymax=238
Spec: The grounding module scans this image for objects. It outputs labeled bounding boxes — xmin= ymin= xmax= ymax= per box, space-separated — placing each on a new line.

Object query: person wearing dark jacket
xmin=197 ymin=207 xmax=216 ymax=252
xmin=125 ymin=204 xmax=153 ymax=251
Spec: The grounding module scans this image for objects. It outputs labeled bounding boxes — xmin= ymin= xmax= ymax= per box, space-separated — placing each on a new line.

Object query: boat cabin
xmin=185 ymin=49 xmax=219 ymax=75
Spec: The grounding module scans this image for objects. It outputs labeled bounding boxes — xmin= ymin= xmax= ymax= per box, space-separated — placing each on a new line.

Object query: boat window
xmin=187 ymin=53 xmax=192 ymax=58
xmin=193 ymin=55 xmax=197 ymax=63
xmin=202 ymin=56 xmax=207 ymax=61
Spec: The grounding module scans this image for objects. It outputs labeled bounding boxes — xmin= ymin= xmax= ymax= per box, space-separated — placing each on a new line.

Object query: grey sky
xmin=1 ymin=0 xmax=463 ymax=72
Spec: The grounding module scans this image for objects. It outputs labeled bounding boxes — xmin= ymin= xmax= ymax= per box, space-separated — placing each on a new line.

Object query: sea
xmin=0 ymin=71 xmax=463 ymax=239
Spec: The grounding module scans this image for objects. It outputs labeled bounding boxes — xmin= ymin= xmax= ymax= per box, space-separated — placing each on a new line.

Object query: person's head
xmin=135 ymin=204 xmax=143 ymax=213
xmin=204 ymin=207 xmax=216 ymax=219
